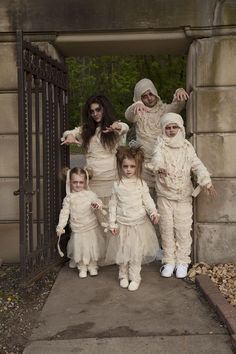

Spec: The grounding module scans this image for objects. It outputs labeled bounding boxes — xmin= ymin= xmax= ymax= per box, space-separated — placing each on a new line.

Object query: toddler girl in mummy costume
xmin=150 ymin=113 xmax=216 ymax=279
xmin=56 ymin=167 xmax=105 ymax=278
xmin=107 ymin=145 xmax=160 ymax=291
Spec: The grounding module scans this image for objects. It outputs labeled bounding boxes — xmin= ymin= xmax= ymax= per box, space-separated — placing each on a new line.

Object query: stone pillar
xmin=186 ymin=35 xmax=236 ymax=264
xmin=0 ymin=41 xmax=62 ymax=263
xmin=0 ymin=42 xmax=19 ymax=262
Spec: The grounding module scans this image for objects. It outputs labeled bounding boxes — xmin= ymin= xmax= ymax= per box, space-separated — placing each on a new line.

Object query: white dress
xmin=57 ymin=190 xmax=105 ymax=265
xmin=106 ymin=177 xmax=160 ymax=265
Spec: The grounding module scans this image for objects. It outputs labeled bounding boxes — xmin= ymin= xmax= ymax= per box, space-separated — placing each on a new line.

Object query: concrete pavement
xmin=23 ymin=262 xmax=232 ymax=353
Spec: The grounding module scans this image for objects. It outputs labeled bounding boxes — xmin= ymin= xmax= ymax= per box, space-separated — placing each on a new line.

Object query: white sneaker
xmin=128 ymin=281 xmax=140 ymax=291
xmin=120 ymin=278 xmax=129 ymax=288
xmin=79 ymin=269 xmax=87 ymax=278
xmin=175 ymin=264 xmax=188 ymax=278
xmin=89 ymin=268 xmax=98 ymax=276
xmin=69 ymin=259 xmax=77 ymax=268
xmin=160 ymin=264 xmax=175 ymax=277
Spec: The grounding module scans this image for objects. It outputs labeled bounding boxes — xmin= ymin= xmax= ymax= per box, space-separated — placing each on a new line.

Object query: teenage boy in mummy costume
xmin=149 ymin=113 xmax=216 ymax=278
xmin=125 ymin=78 xmax=189 ymax=196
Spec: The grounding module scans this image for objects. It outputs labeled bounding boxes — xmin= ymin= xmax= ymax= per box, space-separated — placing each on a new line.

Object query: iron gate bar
xmin=26 ymin=72 xmax=34 ymax=255
xmin=16 ymin=30 xmax=68 ymax=282
xmin=17 ymin=30 xmax=27 ymax=278
xmin=34 ymin=77 xmax=42 ymax=250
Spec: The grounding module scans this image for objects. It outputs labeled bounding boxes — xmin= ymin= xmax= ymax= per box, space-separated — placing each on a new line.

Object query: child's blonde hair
xmin=60 ymin=166 xmax=93 ymax=189
xmin=116 ymin=145 xmax=144 ymax=180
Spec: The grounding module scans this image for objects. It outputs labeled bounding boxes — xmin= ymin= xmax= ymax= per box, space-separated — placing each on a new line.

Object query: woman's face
xmin=89 ymin=103 xmax=104 ymax=124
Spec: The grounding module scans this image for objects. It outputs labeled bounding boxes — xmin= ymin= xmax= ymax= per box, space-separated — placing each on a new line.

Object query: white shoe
xmin=160 ymin=264 xmax=175 ymax=277
xmin=128 ymin=281 xmax=140 ymax=291
xmin=69 ymin=260 xmax=77 ymax=268
xmin=120 ymin=278 xmax=129 ymax=288
xmin=175 ymin=263 xmax=188 ymax=278
xmin=79 ymin=269 xmax=87 ymax=278
xmin=89 ymin=268 xmax=98 ymax=276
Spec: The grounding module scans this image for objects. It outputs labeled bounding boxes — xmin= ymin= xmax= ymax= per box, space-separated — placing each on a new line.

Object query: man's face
xmin=141 ymin=89 xmax=158 ymax=108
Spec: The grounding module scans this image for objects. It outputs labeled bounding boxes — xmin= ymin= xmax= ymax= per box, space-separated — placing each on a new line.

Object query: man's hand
xmin=175 ymin=88 xmax=189 ymax=101
xmin=133 ymin=102 xmax=149 ymax=117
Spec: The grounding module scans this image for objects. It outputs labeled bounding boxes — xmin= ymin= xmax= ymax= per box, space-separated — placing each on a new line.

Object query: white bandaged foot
xmin=120 ymin=278 xmax=129 ymax=288
xmin=128 ymin=281 xmax=140 ymax=291
xmin=79 ymin=269 xmax=87 ymax=278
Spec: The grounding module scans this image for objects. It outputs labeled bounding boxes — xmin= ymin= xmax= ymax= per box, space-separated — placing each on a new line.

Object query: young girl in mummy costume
xmin=56 ymin=167 xmax=105 ymax=278
xmin=107 ymin=145 xmax=160 ymax=291
xmin=150 ymin=113 xmax=216 ymax=279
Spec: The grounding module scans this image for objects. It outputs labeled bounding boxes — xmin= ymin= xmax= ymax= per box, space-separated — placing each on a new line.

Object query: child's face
xmin=70 ymin=173 xmax=85 ymax=192
xmin=89 ymin=103 xmax=103 ymax=124
xmin=122 ymin=158 xmax=136 ymax=178
xmin=165 ymin=123 xmax=180 ymax=137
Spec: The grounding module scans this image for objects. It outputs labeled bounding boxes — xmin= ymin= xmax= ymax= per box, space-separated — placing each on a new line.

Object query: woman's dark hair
xmin=81 ymin=95 xmax=119 ymax=151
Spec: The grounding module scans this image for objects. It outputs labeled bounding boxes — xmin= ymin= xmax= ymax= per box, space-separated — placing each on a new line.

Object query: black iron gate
xmin=16 ymin=31 xmax=69 ymax=282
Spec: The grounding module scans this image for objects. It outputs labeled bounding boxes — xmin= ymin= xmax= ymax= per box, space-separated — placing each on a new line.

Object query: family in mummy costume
xmin=57 ymin=81 xmax=216 ymax=290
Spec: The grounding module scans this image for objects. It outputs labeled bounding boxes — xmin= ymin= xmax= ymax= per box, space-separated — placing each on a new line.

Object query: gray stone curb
xmin=196 ymin=274 xmax=236 ymax=353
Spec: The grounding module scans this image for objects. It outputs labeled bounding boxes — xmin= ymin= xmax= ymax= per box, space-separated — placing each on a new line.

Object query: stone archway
xmin=0 ymin=0 xmax=236 ymax=264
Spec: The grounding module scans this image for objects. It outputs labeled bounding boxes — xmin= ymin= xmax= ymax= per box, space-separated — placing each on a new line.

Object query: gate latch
xmin=13 ymin=189 xmax=35 ymax=196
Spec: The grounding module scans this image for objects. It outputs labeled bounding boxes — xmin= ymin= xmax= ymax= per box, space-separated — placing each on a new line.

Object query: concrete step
xmin=23 ymin=334 xmax=232 ymax=354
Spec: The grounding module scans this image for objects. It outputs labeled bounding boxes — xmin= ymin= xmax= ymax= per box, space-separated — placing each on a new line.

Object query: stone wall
xmin=186 ymin=36 xmax=236 ymax=264
xmin=0 ymin=0 xmax=235 ymax=32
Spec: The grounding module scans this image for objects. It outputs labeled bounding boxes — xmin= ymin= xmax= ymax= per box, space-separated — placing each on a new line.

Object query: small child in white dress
xmin=150 ymin=113 xmax=216 ymax=279
xmin=107 ymin=145 xmax=160 ymax=291
xmin=56 ymin=167 xmax=105 ymax=278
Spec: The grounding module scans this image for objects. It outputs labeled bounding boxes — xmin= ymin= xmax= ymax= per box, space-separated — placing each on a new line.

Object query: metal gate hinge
xmin=13 ymin=189 xmax=20 ymax=196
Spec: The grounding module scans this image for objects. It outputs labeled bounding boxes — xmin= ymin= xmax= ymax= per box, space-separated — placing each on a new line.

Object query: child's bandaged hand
xmin=151 ymin=212 xmax=160 ymax=225
xmin=203 ymin=184 xmax=217 ymax=198
xmin=56 ymin=227 xmax=65 ymax=237
xmin=109 ymin=223 xmax=119 ymax=236
xmin=110 ymin=228 xmax=119 ymax=236
xmin=91 ymin=202 xmax=101 ymax=210
xmin=158 ymin=168 xmax=167 ymax=177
